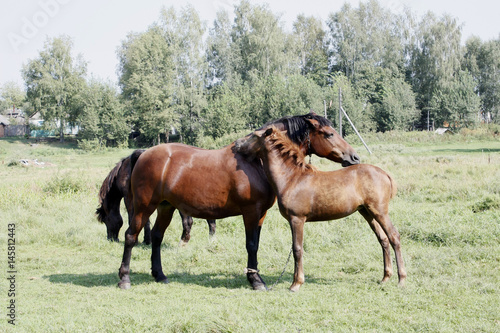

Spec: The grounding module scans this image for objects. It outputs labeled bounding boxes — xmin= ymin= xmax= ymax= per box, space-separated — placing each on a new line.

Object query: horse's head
xmin=303 ymin=113 xmax=360 ymax=167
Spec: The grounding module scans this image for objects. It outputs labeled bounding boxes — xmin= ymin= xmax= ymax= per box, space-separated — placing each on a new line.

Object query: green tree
xmin=159 ymin=5 xmax=207 ymax=145
xmin=232 ymin=0 xmax=289 ymax=81
xmin=464 ymin=36 xmax=500 ymax=123
xmin=22 ymin=36 xmax=87 ymax=142
xmin=373 ymin=76 xmax=419 ymax=131
xmin=428 ymin=70 xmax=481 ymax=128
xmin=292 ymin=15 xmax=328 ymax=86
xmin=118 ymin=27 xmax=175 ymax=145
xmin=409 ymin=12 xmax=463 ymax=127
xmin=78 ymin=79 xmax=129 ymax=147
xmin=327 ymin=0 xmax=406 ymax=84
xmin=206 ymin=10 xmax=239 ymax=88
xmin=0 ymin=82 xmax=26 ymax=115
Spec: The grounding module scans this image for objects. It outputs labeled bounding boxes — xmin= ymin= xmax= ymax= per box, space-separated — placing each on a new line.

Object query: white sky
xmin=1 ymin=0 xmax=499 ymax=89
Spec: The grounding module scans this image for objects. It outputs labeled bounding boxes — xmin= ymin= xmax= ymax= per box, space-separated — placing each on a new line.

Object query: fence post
xmin=338 ymin=88 xmax=342 ymax=136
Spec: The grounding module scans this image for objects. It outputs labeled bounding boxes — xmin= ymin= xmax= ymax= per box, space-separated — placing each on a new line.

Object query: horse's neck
xmin=263 ymin=149 xmax=301 ymax=194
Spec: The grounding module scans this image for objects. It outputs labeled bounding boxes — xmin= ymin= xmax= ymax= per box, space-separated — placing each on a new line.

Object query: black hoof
xmin=156 ymin=278 xmax=169 ymax=284
xmin=247 ymin=272 xmax=267 ymax=291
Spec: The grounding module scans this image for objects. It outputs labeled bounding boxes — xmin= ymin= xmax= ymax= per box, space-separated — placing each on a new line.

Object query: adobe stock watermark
xmin=7 ymin=0 xmax=73 ymax=53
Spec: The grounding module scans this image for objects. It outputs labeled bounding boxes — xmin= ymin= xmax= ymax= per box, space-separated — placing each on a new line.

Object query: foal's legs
xmin=359 ymin=208 xmax=393 ymax=283
xmin=369 ymin=209 xmax=407 ymax=286
xmin=151 ymin=203 xmax=176 ymax=283
xmin=118 ymin=203 xmax=155 ymax=289
xmin=289 ymin=215 xmax=306 ymax=292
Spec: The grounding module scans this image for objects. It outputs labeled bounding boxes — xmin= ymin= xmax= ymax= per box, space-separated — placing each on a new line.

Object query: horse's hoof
xmin=178 ymin=240 xmax=189 ymax=247
xmin=156 ymin=278 xmax=169 ymax=284
xmin=253 ymin=283 xmax=268 ymax=291
xmin=118 ymin=281 xmax=131 ymax=290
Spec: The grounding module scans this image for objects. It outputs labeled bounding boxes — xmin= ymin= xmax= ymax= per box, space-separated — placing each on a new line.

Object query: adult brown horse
xmin=237 ymin=127 xmax=406 ymax=291
xmin=118 ymin=112 xmax=360 ymax=290
xmin=96 ymin=150 xmax=216 ymax=244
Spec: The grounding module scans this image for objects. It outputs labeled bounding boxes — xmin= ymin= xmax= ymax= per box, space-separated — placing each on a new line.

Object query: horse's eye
xmin=324 ymin=133 xmax=334 ymax=139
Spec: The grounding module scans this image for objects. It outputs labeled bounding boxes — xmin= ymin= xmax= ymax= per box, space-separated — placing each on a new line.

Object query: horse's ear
xmin=264 ymin=127 xmax=274 ymax=137
xmin=305 ymin=117 xmax=320 ymax=129
xmin=309 ymin=110 xmax=318 ymax=116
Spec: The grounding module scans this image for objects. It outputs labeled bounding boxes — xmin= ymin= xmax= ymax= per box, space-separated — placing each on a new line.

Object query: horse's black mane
xmin=261 ymin=112 xmax=332 ymax=145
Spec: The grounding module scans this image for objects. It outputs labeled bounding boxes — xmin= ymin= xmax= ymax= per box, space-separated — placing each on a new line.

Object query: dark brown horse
xmin=118 ymin=112 xmax=361 ymax=290
xmin=96 ymin=150 xmax=216 ymax=245
xmin=238 ymin=126 xmax=406 ymax=291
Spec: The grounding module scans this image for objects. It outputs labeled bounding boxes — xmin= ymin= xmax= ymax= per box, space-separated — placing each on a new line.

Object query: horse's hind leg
xmin=151 ymin=202 xmax=175 ymax=283
xmin=207 ymin=219 xmax=216 ymax=237
xmin=359 ymin=207 xmax=393 ymax=283
xmin=370 ymin=210 xmax=407 ymax=286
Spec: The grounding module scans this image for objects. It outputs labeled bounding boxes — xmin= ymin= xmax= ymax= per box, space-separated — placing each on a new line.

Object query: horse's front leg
xmin=118 ymin=210 xmax=149 ymax=289
xmin=289 ymin=215 xmax=306 ymax=292
xmin=243 ymin=211 xmax=267 ymax=291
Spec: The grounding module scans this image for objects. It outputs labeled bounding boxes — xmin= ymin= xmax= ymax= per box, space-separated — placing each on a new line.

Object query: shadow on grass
xmin=45 ymin=271 xmax=256 ymax=289
xmin=45 ymin=269 xmax=352 ymax=290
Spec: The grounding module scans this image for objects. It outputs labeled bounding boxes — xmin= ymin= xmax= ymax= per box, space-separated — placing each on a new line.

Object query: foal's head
xmin=238 ymin=126 xmax=314 ymax=172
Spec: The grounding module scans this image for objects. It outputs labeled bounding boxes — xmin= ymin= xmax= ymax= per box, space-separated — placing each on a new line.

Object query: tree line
xmin=2 ymin=0 xmax=500 ymax=147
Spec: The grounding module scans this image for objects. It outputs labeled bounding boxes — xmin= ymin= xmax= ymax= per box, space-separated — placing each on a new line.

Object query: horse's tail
xmin=387 ymin=173 xmax=398 ymax=200
xmin=96 ymin=158 xmax=126 ymax=223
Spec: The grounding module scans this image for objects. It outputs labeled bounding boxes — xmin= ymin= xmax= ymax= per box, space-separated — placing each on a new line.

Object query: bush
xmin=77 ymin=138 xmax=102 ymax=152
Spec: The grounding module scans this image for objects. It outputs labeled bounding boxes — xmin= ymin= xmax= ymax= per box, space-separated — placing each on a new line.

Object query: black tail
xmin=96 ymin=149 xmax=145 ymax=223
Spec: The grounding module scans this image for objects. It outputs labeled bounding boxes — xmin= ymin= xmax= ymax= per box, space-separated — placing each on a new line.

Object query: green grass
xmin=1 ymin=133 xmax=499 ymax=332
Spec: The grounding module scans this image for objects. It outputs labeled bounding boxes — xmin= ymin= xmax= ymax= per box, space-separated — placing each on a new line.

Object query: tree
xmin=464 ymin=36 xmax=500 ymax=123
xmin=428 ymin=70 xmax=481 ymax=128
xmin=373 ymin=76 xmax=419 ymax=131
xmin=0 ymin=82 xmax=26 ymax=115
xmin=159 ymin=5 xmax=208 ymax=145
xmin=118 ymin=27 xmax=175 ymax=145
xmin=78 ymin=79 xmax=129 ymax=147
xmin=327 ymin=0 xmax=406 ymax=84
xmin=409 ymin=12 xmax=463 ymax=127
xmin=292 ymin=15 xmax=328 ymax=86
xmin=206 ymin=10 xmax=238 ymax=88
xmin=22 ymin=36 xmax=87 ymax=142
xmin=231 ymin=0 xmax=289 ymax=81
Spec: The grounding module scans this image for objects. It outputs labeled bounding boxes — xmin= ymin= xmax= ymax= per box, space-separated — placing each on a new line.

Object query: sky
xmin=1 ymin=0 xmax=499 ymax=89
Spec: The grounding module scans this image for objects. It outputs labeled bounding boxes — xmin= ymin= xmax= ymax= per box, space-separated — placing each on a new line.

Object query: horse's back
xmin=131 ymin=143 xmax=273 ymax=219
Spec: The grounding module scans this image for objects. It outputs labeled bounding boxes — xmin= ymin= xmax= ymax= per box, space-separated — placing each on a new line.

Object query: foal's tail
xmin=387 ymin=173 xmax=398 ymax=200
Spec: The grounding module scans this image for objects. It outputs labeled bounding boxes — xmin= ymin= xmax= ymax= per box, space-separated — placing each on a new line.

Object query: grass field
xmin=1 ymin=130 xmax=499 ymax=332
